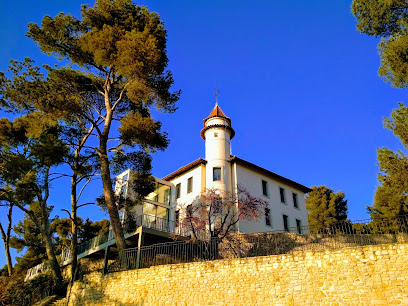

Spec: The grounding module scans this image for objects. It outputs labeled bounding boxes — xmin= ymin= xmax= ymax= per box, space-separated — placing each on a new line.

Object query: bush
xmin=0 ymin=271 xmax=67 ymax=306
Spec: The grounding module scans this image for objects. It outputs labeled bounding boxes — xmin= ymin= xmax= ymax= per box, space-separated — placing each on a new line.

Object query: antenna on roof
xmin=215 ymin=82 xmax=219 ymax=106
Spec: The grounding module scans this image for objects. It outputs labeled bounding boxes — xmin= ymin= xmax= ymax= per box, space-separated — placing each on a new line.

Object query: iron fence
xmin=108 ymin=215 xmax=408 ymax=273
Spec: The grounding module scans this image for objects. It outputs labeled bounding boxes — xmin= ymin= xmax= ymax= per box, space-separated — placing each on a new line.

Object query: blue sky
xmin=0 ymin=0 xmax=406 ymax=267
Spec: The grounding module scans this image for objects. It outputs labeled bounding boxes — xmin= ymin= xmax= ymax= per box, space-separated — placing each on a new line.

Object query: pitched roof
xmin=203 ymin=105 xmax=231 ymax=124
xmin=162 ymin=158 xmax=207 ymax=181
xmin=229 ymin=156 xmax=311 ymax=193
xmin=162 ymin=156 xmax=310 ymax=193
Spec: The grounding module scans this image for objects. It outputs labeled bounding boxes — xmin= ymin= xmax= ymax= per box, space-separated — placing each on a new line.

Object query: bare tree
xmin=182 ymin=185 xmax=268 ymax=242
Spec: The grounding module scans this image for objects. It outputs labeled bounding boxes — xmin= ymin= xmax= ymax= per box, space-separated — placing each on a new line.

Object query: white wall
xmin=204 ymin=123 xmax=232 ymax=193
xmin=234 ymin=164 xmax=309 ymax=233
xmin=169 ymin=165 xmax=204 ymax=215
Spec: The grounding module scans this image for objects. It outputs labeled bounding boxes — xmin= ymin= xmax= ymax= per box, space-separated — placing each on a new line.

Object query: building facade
xmin=117 ymin=104 xmax=310 ymax=234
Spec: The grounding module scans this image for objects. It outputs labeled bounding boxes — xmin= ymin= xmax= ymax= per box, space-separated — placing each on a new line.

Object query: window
xmin=120 ymin=184 xmax=127 ymax=198
xmin=296 ymin=219 xmax=301 ymax=234
xmin=213 ymin=167 xmax=221 ymax=181
xmin=187 ymin=177 xmax=193 ymax=193
xmin=283 ymin=214 xmax=289 ymax=232
xmin=293 ymin=193 xmax=298 ymax=208
xmin=175 ymin=210 xmax=180 ymax=226
xmin=280 ymin=188 xmax=286 ymax=203
xmin=164 ymin=189 xmax=170 ymax=205
xmin=265 ymin=208 xmax=271 ymax=226
xmin=122 ymin=173 xmax=129 ymax=182
xmin=176 ymin=183 xmax=181 ymax=199
xmin=262 ymin=180 xmax=268 ymax=197
xmin=214 ymin=132 xmax=218 ymax=137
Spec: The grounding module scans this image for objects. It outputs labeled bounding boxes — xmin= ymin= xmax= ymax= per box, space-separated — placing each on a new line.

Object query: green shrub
xmin=0 ymin=271 xmax=67 ymax=306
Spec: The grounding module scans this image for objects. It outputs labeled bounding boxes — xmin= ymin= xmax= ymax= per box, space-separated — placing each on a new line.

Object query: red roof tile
xmin=203 ymin=105 xmax=231 ymax=125
xmin=162 ymin=158 xmax=207 ymax=181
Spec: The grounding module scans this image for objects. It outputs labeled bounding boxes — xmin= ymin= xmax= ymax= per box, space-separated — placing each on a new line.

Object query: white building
xmin=117 ymin=103 xmax=310 ymax=234
xmin=29 ymin=103 xmax=312 ymax=279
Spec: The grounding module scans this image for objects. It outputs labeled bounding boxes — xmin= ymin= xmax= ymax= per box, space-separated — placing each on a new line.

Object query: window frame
xmin=213 ymin=167 xmax=222 ymax=181
xmin=279 ymin=187 xmax=286 ymax=204
xmin=265 ymin=208 xmax=272 ymax=227
xmin=262 ymin=180 xmax=268 ymax=197
xmin=187 ymin=177 xmax=193 ymax=193
xmin=283 ymin=214 xmax=289 ymax=232
xmin=293 ymin=192 xmax=298 ymax=209
xmin=296 ymin=219 xmax=301 ymax=234
xmin=176 ymin=183 xmax=181 ymax=199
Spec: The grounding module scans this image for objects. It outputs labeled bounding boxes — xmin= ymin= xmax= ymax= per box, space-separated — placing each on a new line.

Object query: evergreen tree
xmin=1 ymin=0 xmax=180 ymax=252
xmin=368 ymin=103 xmax=408 ymax=221
xmin=78 ymin=218 xmax=110 ymax=243
xmin=0 ymin=115 xmax=67 ymax=281
xmin=352 ymin=0 xmax=408 ymax=88
xmin=305 ymin=186 xmax=348 ymax=232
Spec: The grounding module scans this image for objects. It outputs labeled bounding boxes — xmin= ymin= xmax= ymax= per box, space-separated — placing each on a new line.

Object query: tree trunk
xmin=4 ymin=240 xmax=13 ymax=276
xmin=40 ymin=222 xmax=63 ymax=281
xmin=99 ymin=146 xmax=127 ymax=251
xmin=0 ymin=204 xmax=14 ymax=276
xmin=70 ymin=174 xmax=78 ymax=283
xmin=38 ymin=189 xmax=62 ymax=281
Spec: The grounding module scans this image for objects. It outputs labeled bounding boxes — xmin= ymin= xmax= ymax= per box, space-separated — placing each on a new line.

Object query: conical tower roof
xmin=201 ymin=104 xmax=235 ymax=140
xmin=203 ymin=104 xmax=231 ymax=125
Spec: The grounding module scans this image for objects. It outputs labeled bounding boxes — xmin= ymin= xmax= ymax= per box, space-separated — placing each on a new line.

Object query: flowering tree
xmin=182 ymin=185 xmax=268 ymax=241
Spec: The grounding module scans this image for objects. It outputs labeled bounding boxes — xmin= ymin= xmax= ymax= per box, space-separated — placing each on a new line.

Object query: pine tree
xmin=368 ymin=103 xmax=408 ymax=221
xmin=1 ymin=0 xmax=180 ymax=252
xmin=0 ymin=115 xmax=67 ymax=281
xmin=305 ymin=186 xmax=348 ymax=232
xmin=352 ymin=0 xmax=408 ymax=88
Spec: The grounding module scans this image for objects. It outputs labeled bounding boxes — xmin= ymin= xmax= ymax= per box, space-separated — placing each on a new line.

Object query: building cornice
xmin=162 ymin=158 xmax=207 ymax=181
xmin=200 ymin=124 xmax=236 ymax=140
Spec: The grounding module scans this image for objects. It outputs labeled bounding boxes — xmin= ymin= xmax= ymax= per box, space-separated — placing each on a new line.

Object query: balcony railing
xmin=59 ymin=214 xmax=186 ymax=265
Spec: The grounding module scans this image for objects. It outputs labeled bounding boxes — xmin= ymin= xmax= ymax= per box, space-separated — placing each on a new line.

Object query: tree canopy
xmin=305 ymin=186 xmax=348 ymax=231
xmin=368 ymin=103 xmax=408 ymax=220
xmin=0 ymin=0 xmax=180 ymax=253
xmin=352 ymin=0 xmax=408 ymax=88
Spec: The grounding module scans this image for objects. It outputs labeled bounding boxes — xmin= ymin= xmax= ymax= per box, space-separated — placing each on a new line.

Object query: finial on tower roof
xmin=215 ymin=84 xmax=219 ymax=106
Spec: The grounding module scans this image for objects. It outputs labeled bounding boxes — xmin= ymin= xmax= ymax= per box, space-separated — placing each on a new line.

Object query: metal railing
xmin=25 ymin=262 xmax=49 ymax=282
xmin=59 ymin=214 xmax=184 ymax=264
xmin=30 ymin=214 xmax=185 ymax=281
xmin=108 ymin=215 xmax=408 ymax=273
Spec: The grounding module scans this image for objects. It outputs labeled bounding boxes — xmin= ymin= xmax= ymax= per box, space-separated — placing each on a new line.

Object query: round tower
xmin=200 ymin=104 xmax=235 ymax=192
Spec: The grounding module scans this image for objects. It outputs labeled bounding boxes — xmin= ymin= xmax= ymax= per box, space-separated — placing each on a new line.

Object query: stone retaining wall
xmin=67 ymin=243 xmax=408 ymax=305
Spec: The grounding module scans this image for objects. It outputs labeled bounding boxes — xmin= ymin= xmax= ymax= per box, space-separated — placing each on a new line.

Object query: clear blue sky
xmin=0 ymin=0 xmax=406 ymax=267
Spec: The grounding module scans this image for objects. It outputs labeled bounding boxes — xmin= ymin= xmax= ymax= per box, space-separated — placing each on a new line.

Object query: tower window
xmin=214 ymin=132 xmax=218 ymax=137
xmin=293 ymin=193 xmax=298 ymax=208
xmin=283 ymin=214 xmax=289 ymax=232
xmin=187 ymin=177 xmax=193 ymax=193
xmin=280 ymin=187 xmax=286 ymax=203
xmin=262 ymin=180 xmax=268 ymax=197
xmin=265 ymin=208 xmax=271 ymax=226
xmin=176 ymin=183 xmax=181 ymax=199
xmin=213 ymin=167 xmax=221 ymax=181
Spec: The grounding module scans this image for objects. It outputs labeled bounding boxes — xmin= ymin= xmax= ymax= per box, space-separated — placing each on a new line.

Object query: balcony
xmin=60 ymin=214 xmax=187 ymax=266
